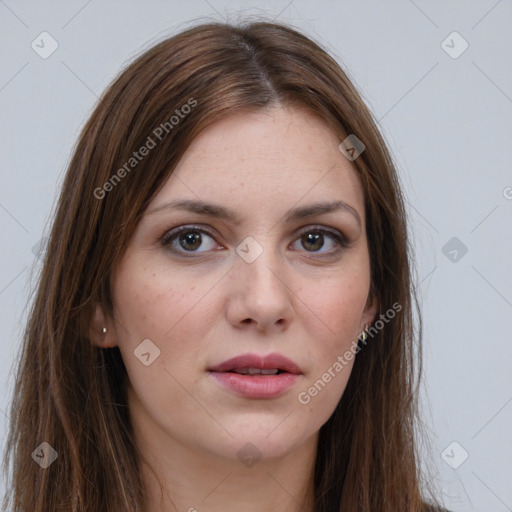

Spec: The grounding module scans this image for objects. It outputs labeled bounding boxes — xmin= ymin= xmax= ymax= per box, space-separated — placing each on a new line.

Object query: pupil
xmin=180 ymin=232 xmax=201 ymax=251
xmin=303 ymin=232 xmax=323 ymax=251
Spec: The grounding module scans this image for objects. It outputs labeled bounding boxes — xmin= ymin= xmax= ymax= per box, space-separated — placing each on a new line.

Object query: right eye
xmin=160 ymin=225 xmax=222 ymax=256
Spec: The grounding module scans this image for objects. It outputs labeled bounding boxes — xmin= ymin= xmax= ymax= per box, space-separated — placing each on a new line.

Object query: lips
xmin=208 ymin=353 xmax=302 ymax=375
xmin=207 ymin=353 xmax=302 ymax=399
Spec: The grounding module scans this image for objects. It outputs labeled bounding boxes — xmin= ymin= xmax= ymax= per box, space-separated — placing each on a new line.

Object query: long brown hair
xmin=2 ymin=19 xmax=444 ymax=511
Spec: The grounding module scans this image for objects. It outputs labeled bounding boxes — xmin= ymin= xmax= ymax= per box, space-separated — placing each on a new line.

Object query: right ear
xmin=89 ymin=304 xmax=117 ymax=349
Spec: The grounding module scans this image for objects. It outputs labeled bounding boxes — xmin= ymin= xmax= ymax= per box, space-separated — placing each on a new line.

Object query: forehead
xmin=150 ymin=106 xmax=366 ymax=224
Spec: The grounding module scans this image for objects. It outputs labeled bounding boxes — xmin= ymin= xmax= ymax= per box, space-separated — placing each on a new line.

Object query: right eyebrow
xmin=147 ymin=199 xmax=243 ymax=225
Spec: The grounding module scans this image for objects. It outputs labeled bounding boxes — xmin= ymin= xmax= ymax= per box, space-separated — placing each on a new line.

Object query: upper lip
xmin=208 ymin=353 xmax=302 ymax=374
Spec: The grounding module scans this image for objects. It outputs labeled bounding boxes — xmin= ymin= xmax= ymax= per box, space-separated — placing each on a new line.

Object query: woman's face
xmin=108 ymin=105 xmax=376 ymax=463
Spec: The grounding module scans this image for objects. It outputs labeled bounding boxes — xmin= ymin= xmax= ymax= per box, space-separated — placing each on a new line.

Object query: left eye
xmin=290 ymin=228 xmax=347 ymax=255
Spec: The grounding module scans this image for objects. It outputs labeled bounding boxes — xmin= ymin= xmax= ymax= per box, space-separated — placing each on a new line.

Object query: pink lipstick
xmin=208 ymin=353 xmax=302 ymax=399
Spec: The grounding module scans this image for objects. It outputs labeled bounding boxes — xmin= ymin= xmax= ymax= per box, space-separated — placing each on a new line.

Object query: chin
xmin=212 ymin=423 xmax=312 ymax=462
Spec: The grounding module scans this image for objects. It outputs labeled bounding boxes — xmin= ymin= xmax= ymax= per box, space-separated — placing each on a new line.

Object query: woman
xmin=2 ymin=20 xmax=447 ymax=512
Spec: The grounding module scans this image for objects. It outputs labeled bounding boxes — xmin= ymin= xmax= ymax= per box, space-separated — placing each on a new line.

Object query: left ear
xmin=89 ymin=303 xmax=117 ymax=349
xmin=360 ymin=291 xmax=378 ymax=331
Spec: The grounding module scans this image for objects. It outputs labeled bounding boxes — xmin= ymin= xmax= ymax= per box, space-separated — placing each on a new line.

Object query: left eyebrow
xmin=283 ymin=200 xmax=361 ymax=228
xmin=147 ymin=199 xmax=361 ymax=228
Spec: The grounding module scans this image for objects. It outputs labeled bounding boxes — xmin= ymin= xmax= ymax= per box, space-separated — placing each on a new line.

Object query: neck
xmin=130 ymin=408 xmax=317 ymax=512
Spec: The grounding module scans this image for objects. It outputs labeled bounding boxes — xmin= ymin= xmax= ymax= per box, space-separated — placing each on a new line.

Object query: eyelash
xmin=159 ymin=224 xmax=351 ymax=258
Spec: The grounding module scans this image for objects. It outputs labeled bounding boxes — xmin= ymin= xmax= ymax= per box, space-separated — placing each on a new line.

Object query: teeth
xmin=233 ymin=367 xmax=279 ymax=375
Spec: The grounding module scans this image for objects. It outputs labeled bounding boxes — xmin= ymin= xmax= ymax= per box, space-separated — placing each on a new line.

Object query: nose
xmin=225 ymin=245 xmax=294 ymax=333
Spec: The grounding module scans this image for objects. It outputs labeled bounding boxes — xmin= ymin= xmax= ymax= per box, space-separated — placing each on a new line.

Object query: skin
xmin=92 ymin=105 xmax=377 ymax=512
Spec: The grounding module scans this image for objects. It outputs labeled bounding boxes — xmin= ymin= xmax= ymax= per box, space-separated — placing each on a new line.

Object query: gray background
xmin=1 ymin=1 xmax=511 ymax=510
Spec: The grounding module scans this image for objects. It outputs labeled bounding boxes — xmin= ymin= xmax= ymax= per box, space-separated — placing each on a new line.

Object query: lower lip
xmin=208 ymin=371 xmax=301 ymax=399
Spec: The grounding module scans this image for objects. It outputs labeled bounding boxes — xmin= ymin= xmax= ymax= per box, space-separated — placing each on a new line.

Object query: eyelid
xmin=160 ymin=224 xmax=220 ymax=251
xmin=294 ymin=224 xmax=349 ymax=243
xmin=291 ymin=224 xmax=351 ymax=256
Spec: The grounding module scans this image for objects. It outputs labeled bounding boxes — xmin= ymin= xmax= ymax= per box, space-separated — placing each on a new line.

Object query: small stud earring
xmin=360 ymin=324 xmax=368 ymax=342
xmin=102 ymin=327 xmax=107 ymax=334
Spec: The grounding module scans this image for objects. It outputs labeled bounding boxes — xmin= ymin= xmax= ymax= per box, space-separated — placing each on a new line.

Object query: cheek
xmin=111 ymin=257 xmax=212 ymax=420
xmin=298 ymin=263 xmax=370 ymax=344
xmin=294 ymin=260 xmax=369 ymax=413
xmin=112 ymin=255 xmax=205 ymax=342
xmin=111 ymin=254 xmax=222 ymax=385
